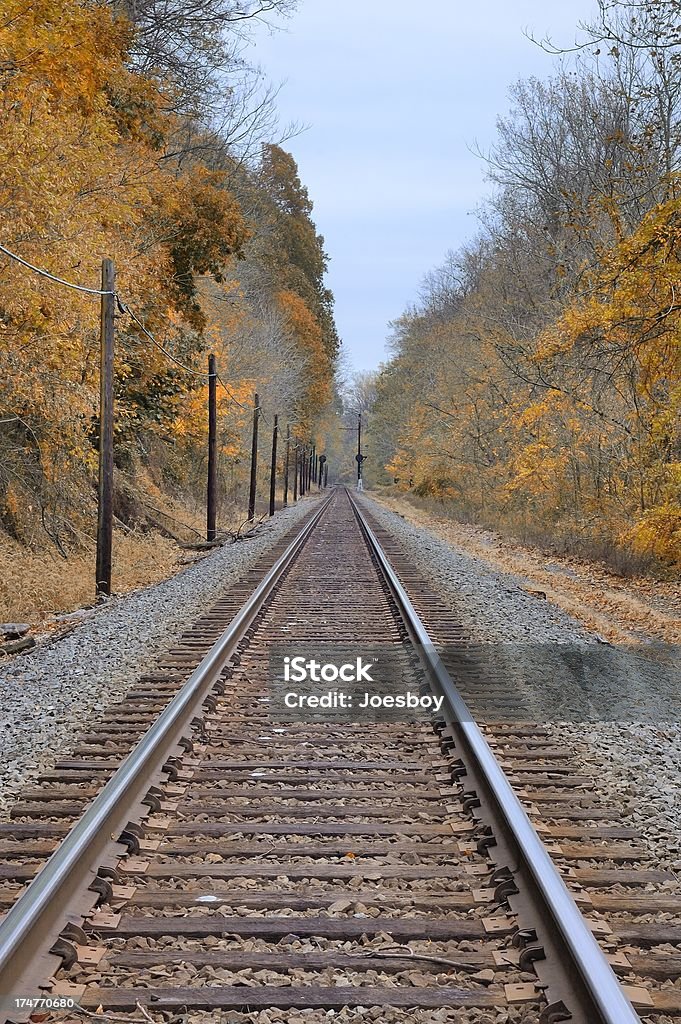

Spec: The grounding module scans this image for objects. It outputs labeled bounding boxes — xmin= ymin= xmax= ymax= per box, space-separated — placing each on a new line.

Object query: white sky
xmin=250 ymin=1 xmax=597 ymax=372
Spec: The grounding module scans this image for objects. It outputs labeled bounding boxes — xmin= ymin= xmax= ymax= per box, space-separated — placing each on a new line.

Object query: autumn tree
xmin=0 ymin=0 xmax=339 ymax=558
xmin=257 ymin=145 xmax=340 ymax=360
xmin=372 ymin=37 xmax=681 ymax=569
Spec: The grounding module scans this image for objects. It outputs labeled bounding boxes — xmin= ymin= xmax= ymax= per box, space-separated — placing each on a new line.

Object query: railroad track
xmin=0 ymin=488 xmax=679 ymax=1023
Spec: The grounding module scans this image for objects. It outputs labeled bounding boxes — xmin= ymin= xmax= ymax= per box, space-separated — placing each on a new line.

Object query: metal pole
xmin=247 ymin=392 xmax=259 ymax=521
xmin=324 ymin=463 xmax=328 ymax=488
xmin=269 ymin=414 xmax=278 ymax=517
xmin=96 ymin=258 xmax=115 ymax=596
xmin=357 ymin=412 xmax=363 ymax=492
xmin=207 ymin=353 xmax=217 ymax=541
xmin=283 ymin=424 xmax=290 ymax=506
xmin=300 ymin=444 xmax=306 ymax=496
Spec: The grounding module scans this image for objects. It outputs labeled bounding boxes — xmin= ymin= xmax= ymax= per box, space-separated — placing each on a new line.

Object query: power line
xmin=119 ymin=300 xmax=213 ymax=379
xmin=120 ymin=300 xmax=249 ymax=411
xmin=257 ymin=402 xmax=271 ymax=427
xmin=0 ymin=241 xmax=254 ymax=414
xmin=0 ymin=243 xmax=116 ymax=296
xmin=216 ymin=372 xmax=248 ymax=411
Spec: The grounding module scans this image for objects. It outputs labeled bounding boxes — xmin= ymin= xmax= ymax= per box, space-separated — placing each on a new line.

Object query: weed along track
xmin=0 ymin=489 xmax=679 ymax=1023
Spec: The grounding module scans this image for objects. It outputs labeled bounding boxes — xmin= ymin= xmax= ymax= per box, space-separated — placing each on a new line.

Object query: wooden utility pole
xmin=247 ymin=392 xmax=259 ymax=521
xmin=269 ymin=414 xmax=278 ymax=517
xmin=96 ymin=258 xmax=115 ymax=597
xmin=207 ymin=353 xmax=217 ymax=541
xmin=292 ymin=439 xmax=298 ymax=502
xmin=283 ymin=424 xmax=290 ymax=506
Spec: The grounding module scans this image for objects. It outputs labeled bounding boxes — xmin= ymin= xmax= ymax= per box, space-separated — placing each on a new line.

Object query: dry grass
xmin=0 ymin=529 xmax=180 ymax=624
xmin=0 ymin=460 xmax=306 ymax=626
xmin=396 ymin=488 xmax=662 ymax=578
xmin=372 ymin=489 xmax=681 ymax=645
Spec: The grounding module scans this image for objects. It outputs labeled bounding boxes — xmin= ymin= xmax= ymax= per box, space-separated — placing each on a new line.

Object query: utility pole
xmin=283 ymin=424 xmax=290 ymax=506
xmin=96 ymin=258 xmax=115 ymax=597
xmin=269 ymin=414 xmax=278 ymax=517
xmin=247 ymin=392 xmax=259 ymax=521
xmin=207 ymin=353 xmax=217 ymax=541
xmin=292 ymin=439 xmax=298 ymax=501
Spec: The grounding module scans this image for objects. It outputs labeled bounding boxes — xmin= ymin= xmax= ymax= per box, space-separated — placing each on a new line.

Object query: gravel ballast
xmin=0 ymin=499 xmax=319 ymax=812
xmin=2 ymin=488 xmax=680 ymax=874
xmin=362 ymin=493 xmax=681 ymax=869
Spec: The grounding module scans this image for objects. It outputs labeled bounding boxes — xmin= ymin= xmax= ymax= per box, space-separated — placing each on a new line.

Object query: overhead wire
xmin=0 ymin=243 xmax=115 ymax=295
xmin=118 ymin=299 xmax=213 ymax=379
xmin=216 ymin=373 xmax=248 ymax=411
xmin=123 ymin=301 xmax=254 ymax=412
xmin=1 ymin=241 xmax=260 ymax=415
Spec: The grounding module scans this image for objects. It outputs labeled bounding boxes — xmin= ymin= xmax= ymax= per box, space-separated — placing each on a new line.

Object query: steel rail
xmin=0 ymin=494 xmax=334 ymax=1017
xmin=348 ymin=491 xmax=640 ymax=1024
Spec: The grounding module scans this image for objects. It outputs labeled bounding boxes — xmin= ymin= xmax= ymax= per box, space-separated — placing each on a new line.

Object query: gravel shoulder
xmin=363 ymin=491 xmax=681 ymax=870
xmin=0 ymin=498 xmax=320 ymax=812
xmin=372 ymin=491 xmax=680 ymax=645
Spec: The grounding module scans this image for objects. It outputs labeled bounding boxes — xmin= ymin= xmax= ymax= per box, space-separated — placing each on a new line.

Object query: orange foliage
xmin=276 ymin=289 xmax=333 ymax=427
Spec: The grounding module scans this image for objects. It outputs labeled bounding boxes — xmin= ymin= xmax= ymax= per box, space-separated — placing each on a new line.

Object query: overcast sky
xmin=250 ymin=1 xmax=596 ymax=373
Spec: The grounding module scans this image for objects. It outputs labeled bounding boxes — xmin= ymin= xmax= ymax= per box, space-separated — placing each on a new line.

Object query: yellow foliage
xmin=375 ymin=190 xmax=681 ymax=566
xmin=276 ymin=289 xmax=333 ymax=425
xmin=627 ymin=504 xmax=681 ymax=569
xmin=0 ymin=1 xmax=338 ymax=569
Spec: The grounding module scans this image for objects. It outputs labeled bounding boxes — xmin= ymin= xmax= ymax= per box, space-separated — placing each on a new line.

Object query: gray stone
xmin=0 ymin=623 xmax=30 ymax=639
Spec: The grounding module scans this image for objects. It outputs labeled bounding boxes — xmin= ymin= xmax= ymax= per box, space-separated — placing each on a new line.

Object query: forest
xmin=2 ymin=0 xmax=680 ymax=625
xmin=0 ymin=0 xmax=340 ymax=614
xmin=369 ymin=0 xmax=681 ymax=572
